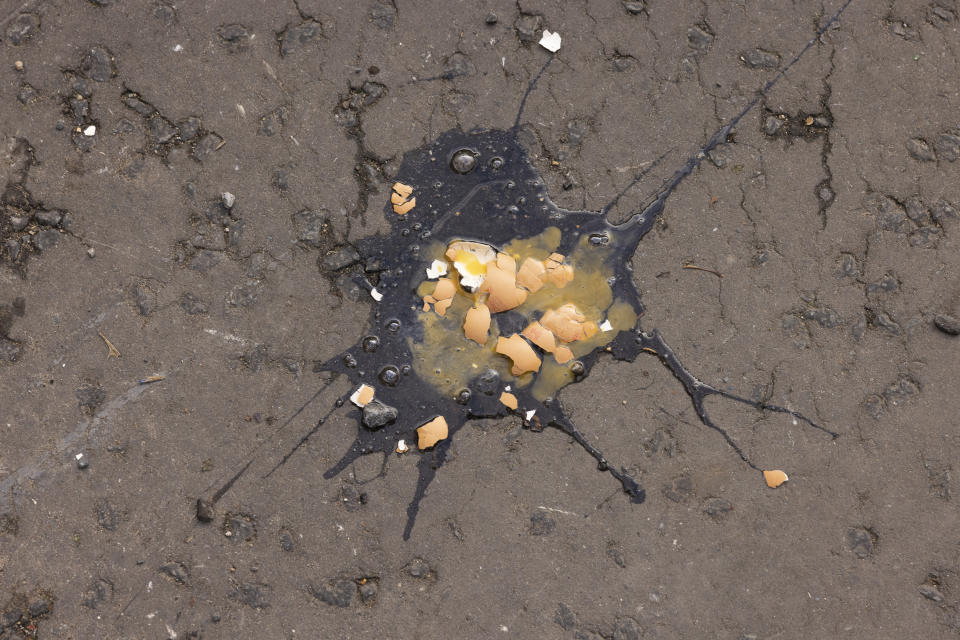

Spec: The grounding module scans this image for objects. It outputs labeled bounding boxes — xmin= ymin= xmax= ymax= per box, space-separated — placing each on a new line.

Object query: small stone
xmin=188 ymin=250 xmax=221 ymax=272
xmin=322 ymin=245 xmax=360 ymax=271
xmin=906 ymin=137 xmax=936 ymax=162
xmin=196 ymin=498 xmax=215 ymax=522
xmin=514 ymin=13 xmax=542 ymax=43
xmin=846 ymin=527 xmax=874 ymax=558
xmin=31 ymin=229 xmax=60 ymax=251
xmin=934 ymin=313 xmax=960 ymax=335
xmin=179 ymin=293 xmax=209 ymax=315
xmin=221 ymin=191 xmax=235 ymax=209
xmin=223 ymin=512 xmax=257 ymax=542
xmin=662 ymin=475 xmax=694 ymax=502
xmin=76 ymin=383 xmax=106 ymax=415
xmin=87 ymin=247 xmax=96 ymax=258
xmin=370 ymin=2 xmax=395 ymax=29
xmin=762 ymin=115 xmax=783 ymax=136
xmin=230 ymin=582 xmax=271 ymax=609
xmin=935 ymin=133 xmax=960 ymax=161
xmin=623 ymin=1 xmax=646 ymax=15
xmin=555 ymin=603 xmax=577 ymax=630
xmin=77 ymin=458 xmax=89 ymax=469
xmin=687 ymin=25 xmax=714 ymax=52
xmin=17 ymin=83 xmax=37 ymax=104
xmin=160 ymin=561 xmax=189 ymax=584
xmin=905 ymin=196 xmax=929 ymax=222
xmin=442 ymin=52 xmax=474 ymax=80
xmin=34 ymin=209 xmax=63 ymax=227
xmin=309 ymin=579 xmax=355 ymax=608
xmin=703 ymin=497 xmax=733 ymax=518
xmin=177 ymin=116 xmax=201 ymax=141
xmin=802 ymin=306 xmax=842 ymax=329
xmin=528 ymin=511 xmax=555 ymax=535
xmin=405 ymin=557 xmax=433 ymax=578
xmin=919 ymin=583 xmax=945 ymax=603
xmin=217 ymin=23 xmax=250 ymax=48
xmin=96 ymin=499 xmax=120 ymax=531
xmin=79 ymin=46 xmax=116 ymax=82
xmin=14 ymin=60 xmax=24 ymax=71
xmin=741 ymin=48 xmax=780 ymax=69
xmin=931 ymin=199 xmax=958 ymax=224
xmin=613 ymin=617 xmax=643 ymax=640
xmin=148 ymin=115 xmax=178 ymax=143
xmin=278 ymin=528 xmax=295 ymax=552
xmin=27 ymin=598 xmax=51 ymax=618
xmin=133 ymin=285 xmax=156 ymax=316
xmin=6 ymin=13 xmax=40 ymax=45
xmin=294 ymin=210 xmax=331 ymax=247
xmin=279 ymin=20 xmax=321 ymax=57
xmin=485 ymin=13 xmax=498 ymax=24
xmin=361 ymin=399 xmax=398 ymax=430
xmin=192 ymin=132 xmax=224 ymax=161
xmin=358 ymin=579 xmax=378 ymax=604
xmin=259 ymin=106 xmax=288 ymax=136
xmin=121 ymin=92 xmax=156 ymax=117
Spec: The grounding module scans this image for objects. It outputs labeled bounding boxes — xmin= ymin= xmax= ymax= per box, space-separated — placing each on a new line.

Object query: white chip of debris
xmin=599 ymin=319 xmax=613 ymax=332
xmin=82 ymin=125 xmax=96 ymax=137
xmin=525 ymin=409 xmax=536 ymax=421
xmin=370 ymin=287 xmax=383 ymax=302
xmin=426 ymin=259 xmax=448 ymax=279
xmin=539 ymin=30 xmax=562 ymax=53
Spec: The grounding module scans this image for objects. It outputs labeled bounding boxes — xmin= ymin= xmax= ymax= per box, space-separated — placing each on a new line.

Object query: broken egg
xmin=396 ymin=439 xmax=409 ymax=454
xmin=763 ymin=469 xmax=789 ymax=488
xmin=499 ymin=391 xmax=518 ymax=410
xmin=425 ymin=259 xmax=448 ymax=280
xmin=417 ymin=416 xmax=449 ymax=450
xmin=446 ymin=240 xmax=497 ymax=291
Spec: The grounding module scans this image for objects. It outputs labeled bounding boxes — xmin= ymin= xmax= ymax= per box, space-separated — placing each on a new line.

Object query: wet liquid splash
xmin=210 ymin=0 xmax=853 ymax=540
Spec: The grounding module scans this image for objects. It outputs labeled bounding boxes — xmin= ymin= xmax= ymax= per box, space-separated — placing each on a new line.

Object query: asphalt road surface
xmin=2 ymin=1 xmax=960 ymax=638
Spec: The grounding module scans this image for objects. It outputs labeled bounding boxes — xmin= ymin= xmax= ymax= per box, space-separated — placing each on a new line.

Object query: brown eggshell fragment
xmin=393 ymin=197 xmax=416 ymax=215
xmin=499 ymin=391 xmax=518 ymax=410
xmin=763 ymin=469 xmax=789 ymax=488
xmin=463 ymin=304 xmax=491 ymax=344
xmin=350 ymin=384 xmax=375 ymax=408
xmin=481 ymin=253 xmax=528 ymax=313
xmin=392 ymin=182 xmax=413 ymax=199
xmin=541 ymin=304 xmax=587 ymax=343
xmin=516 ymin=257 xmax=546 ymax=293
xmin=553 ymin=346 xmax=574 ymax=364
xmin=417 ymin=416 xmax=449 ymax=450
xmin=545 ymin=253 xmax=574 ymax=288
xmin=495 ymin=334 xmax=542 ymax=375
xmin=522 ymin=321 xmax=557 ymax=353
xmin=390 ymin=191 xmax=406 ymax=205
xmin=423 ymin=278 xmax=455 ymax=315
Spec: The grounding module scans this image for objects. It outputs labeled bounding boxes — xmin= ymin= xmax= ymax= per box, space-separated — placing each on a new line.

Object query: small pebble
xmin=934 ymin=313 xmax=960 ymax=335
xmin=77 ymin=458 xmax=89 ymax=469
xmin=87 ymin=247 xmax=96 ymax=258
xmin=14 ymin=60 xmax=24 ymax=71
xmin=221 ymin=191 xmax=236 ymax=209
xmin=485 ymin=13 xmax=498 ymax=25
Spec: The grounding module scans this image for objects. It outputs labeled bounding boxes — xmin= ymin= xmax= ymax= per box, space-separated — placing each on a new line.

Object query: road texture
xmin=1 ymin=0 xmax=960 ymax=638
